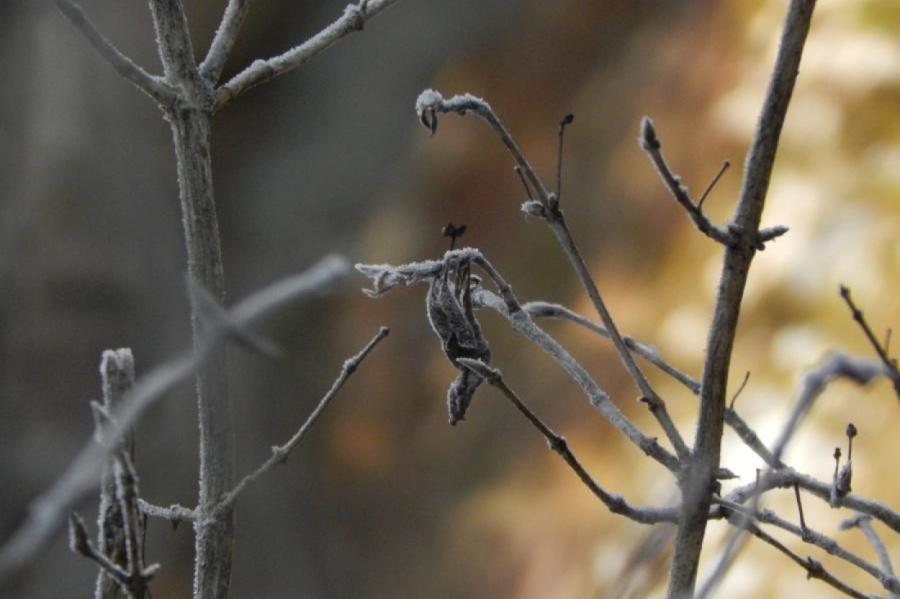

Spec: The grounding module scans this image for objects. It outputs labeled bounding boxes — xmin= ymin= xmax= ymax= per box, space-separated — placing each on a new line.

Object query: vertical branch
xmin=148 ymin=1 xmax=233 ymax=597
xmin=95 ymin=350 xmax=137 ymax=599
xmin=666 ymin=1 xmax=817 ymax=597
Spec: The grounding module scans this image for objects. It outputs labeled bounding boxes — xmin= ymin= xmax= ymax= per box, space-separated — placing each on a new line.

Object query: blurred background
xmin=1 ymin=0 xmax=897 ymax=597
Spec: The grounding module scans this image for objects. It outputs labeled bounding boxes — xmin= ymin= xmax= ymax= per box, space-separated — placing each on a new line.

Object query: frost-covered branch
xmin=414 ymin=90 xmax=689 ymax=463
xmin=841 ymin=514 xmax=899 ymax=597
xmin=0 ymin=257 xmax=349 ymax=583
xmin=216 ymin=326 xmax=389 ymax=512
xmin=457 ymin=359 xmax=678 ymax=525
xmin=200 ymin=0 xmax=254 ymax=83
xmin=704 ymin=511 xmax=872 ymax=599
xmin=716 ymin=498 xmax=900 ymax=595
xmin=53 ymin=0 xmax=176 ymax=106
xmin=138 ymin=500 xmax=196 ymax=526
xmin=215 ymin=0 xmax=403 ymax=111
xmin=522 ymin=301 xmax=701 ymax=394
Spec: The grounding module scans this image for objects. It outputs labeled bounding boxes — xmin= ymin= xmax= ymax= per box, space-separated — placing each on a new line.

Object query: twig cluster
xmin=358 ymin=1 xmax=898 ymax=595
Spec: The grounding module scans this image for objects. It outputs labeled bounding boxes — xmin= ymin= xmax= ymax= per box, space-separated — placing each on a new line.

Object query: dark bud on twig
xmin=846 ymin=423 xmax=857 ymax=439
xmin=559 ymin=113 xmax=574 ymax=130
xmin=639 ymin=116 xmax=660 ymax=151
xmin=441 ymin=223 xmax=467 ymax=249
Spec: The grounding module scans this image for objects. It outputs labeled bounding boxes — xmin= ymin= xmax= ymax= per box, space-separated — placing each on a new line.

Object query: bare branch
xmin=709 ymin=509 xmax=873 ymax=599
xmin=137 ymin=500 xmax=196 ymax=527
xmin=216 ymin=326 xmax=389 ymax=512
xmin=771 ymin=353 xmax=885 ymax=461
xmin=215 ymin=0 xmax=403 ymax=112
xmin=457 ymin=359 xmax=677 ymax=525
xmin=718 ymin=498 xmax=900 ymax=595
xmin=148 ymin=0 xmax=209 ymax=108
xmin=0 ymin=256 xmax=349 ymax=583
xmin=414 ymin=90 xmax=690 ymax=462
xmin=724 ymin=468 xmax=900 ymax=536
xmin=840 ymin=285 xmax=900 ymax=399
xmin=200 ymin=0 xmax=254 ymax=83
xmin=53 ymin=0 xmax=176 ymax=106
xmin=639 ymin=117 xmax=735 ymax=246
xmin=522 ymin=301 xmax=701 ymax=394
xmin=669 ymin=3 xmax=818 ymax=594
xmin=841 ymin=514 xmax=898 ymax=596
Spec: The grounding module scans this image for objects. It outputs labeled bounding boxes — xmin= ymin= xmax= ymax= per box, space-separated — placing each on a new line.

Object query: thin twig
xmin=53 ymin=0 xmax=176 ymax=106
xmin=216 ymin=326 xmax=389 ymax=512
xmin=0 ymin=257 xmax=350 ymax=583
xmin=729 ymin=371 xmax=750 ymax=409
xmin=716 ymin=497 xmax=900 ymax=595
xmin=414 ymin=91 xmax=690 ymax=462
xmin=137 ymin=500 xmax=196 ymax=526
xmin=794 ymin=483 xmax=807 ymax=533
xmin=639 ymin=118 xmax=735 ymax=246
xmin=724 ymin=468 xmax=900 ymax=535
xmin=200 ymin=0 xmax=254 ymax=83
xmin=697 ymin=160 xmax=731 ymax=212
xmin=840 ymin=285 xmax=900 ymax=399
xmin=841 ymin=513 xmax=898 ymax=595
xmin=522 ymin=301 xmax=701 ymax=394
xmin=556 ymin=113 xmax=574 ymax=203
xmin=215 ymin=0 xmax=403 ymax=111
xmin=710 ymin=508 xmax=872 ymax=599
xmin=457 ymin=359 xmax=677 ymax=525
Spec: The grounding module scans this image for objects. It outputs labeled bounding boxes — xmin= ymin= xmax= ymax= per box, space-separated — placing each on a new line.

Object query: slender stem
xmin=214 ymin=0 xmax=403 ymax=112
xmin=457 ymin=359 xmax=677 ymax=524
xmin=53 ymin=0 xmax=176 ymax=106
xmin=217 ymin=327 xmax=389 ymax=511
xmin=840 ymin=285 xmax=900 ymax=398
xmin=667 ymin=3 xmax=817 ymax=596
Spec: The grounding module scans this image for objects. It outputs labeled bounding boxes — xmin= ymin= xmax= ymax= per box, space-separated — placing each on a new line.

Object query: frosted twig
xmin=841 ymin=513 xmax=898 ymax=596
xmin=457 ymin=359 xmax=677 ymax=525
xmin=523 ymin=301 xmax=701 ymax=394
xmin=215 ymin=0 xmax=403 ymax=111
xmin=53 ymin=0 xmax=176 ymax=106
xmin=414 ymin=90 xmax=689 ymax=462
xmin=708 ymin=510 xmax=872 ymax=599
xmin=471 ymin=288 xmax=680 ymax=473
xmin=137 ymin=500 xmax=196 ymax=526
xmin=716 ymin=498 xmax=900 ymax=595
xmin=701 ymin=352 xmax=888 ymax=597
xmin=0 ymin=256 xmax=349 ymax=583
xmin=522 ymin=300 xmax=790 ymax=472
xmin=771 ymin=353 xmax=885 ymax=460
xmin=639 ymin=117 xmax=736 ymax=246
xmin=723 ymin=468 xmax=900 ymax=535
xmin=216 ymin=326 xmax=389 ymax=512
xmin=840 ymin=285 xmax=900 ymax=399
xmin=200 ymin=0 xmax=254 ymax=83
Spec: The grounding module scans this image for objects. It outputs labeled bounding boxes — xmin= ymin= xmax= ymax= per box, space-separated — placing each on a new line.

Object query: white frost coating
xmin=415 ymin=88 xmax=443 ymax=117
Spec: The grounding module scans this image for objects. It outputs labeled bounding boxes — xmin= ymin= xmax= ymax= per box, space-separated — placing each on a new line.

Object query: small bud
xmin=639 ymin=116 xmax=660 ymax=151
xmin=846 ymin=423 xmax=857 ymax=439
xmin=68 ymin=513 xmax=91 ymax=556
xmin=833 ymin=447 xmax=841 ymax=461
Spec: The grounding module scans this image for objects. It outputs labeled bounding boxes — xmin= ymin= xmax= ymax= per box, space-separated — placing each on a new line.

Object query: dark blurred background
xmin=1 ymin=0 xmax=897 ymax=597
